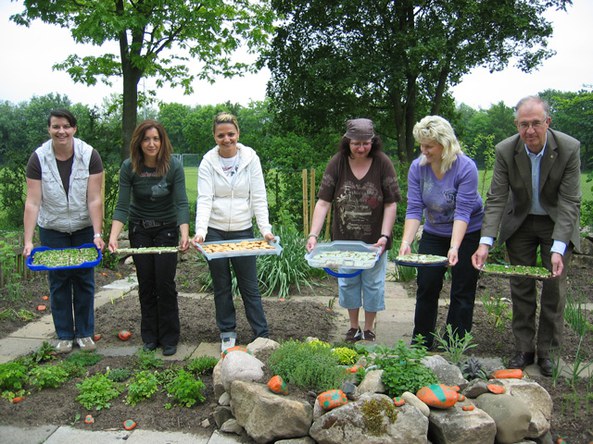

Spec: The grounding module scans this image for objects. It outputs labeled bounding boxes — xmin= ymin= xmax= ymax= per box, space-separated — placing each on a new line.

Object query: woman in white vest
xmin=23 ymin=109 xmax=104 ymax=354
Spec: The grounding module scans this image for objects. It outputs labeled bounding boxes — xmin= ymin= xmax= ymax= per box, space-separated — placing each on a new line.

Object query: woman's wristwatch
xmin=380 ymin=234 xmax=390 ymax=241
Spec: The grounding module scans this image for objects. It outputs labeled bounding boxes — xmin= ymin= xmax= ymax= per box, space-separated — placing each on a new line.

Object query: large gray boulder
xmin=230 ymin=380 xmax=313 ymax=443
xmin=220 ymin=351 xmax=264 ymax=392
xmin=475 ymin=393 xmax=531 ymax=443
xmin=309 ymin=393 xmax=428 ymax=444
xmin=427 ymin=403 xmax=497 ymax=444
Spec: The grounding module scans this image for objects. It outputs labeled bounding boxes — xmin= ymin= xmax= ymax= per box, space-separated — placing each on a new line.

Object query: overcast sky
xmin=1 ymin=0 xmax=591 ymax=110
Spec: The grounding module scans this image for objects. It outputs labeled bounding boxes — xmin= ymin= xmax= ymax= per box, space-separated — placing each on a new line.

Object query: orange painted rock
xmin=117 ymin=330 xmax=132 ymax=341
xmin=416 ymin=384 xmax=459 ymax=409
xmin=393 ymin=397 xmax=406 ymax=407
xmin=462 ymin=404 xmax=475 ymax=411
xmin=487 ymin=383 xmax=506 ymax=394
xmin=491 ymin=368 xmax=523 ymax=379
xmin=123 ymin=419 xmax=137 ymax=430
xmin=317 ymin=389 xmax=348 ymax=411
xmin=267 ymin=375 xmax=288 ymax=395
xmin=41 ymin=295 xmax=49 ymax=301
xmin=347 ymin=364 xmax=362 ymax=374
xmin=11 ymin=396 xmax=24 ymax=404
xmin=36 ymin=304 xmax=47 ymax=312
xmin=84 ymin=414 xmax=95 ymax=424
xmin=93 ymin=334 xmax=102 ymax=342
xmin=457 ymin=393 xmax=466 ymax=402
xmin=221 ymin=345 xmax=249 ymax=359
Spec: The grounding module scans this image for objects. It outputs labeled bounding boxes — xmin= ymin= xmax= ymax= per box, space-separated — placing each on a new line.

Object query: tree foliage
xmin=11 ymin=0 xmax=275 ymax=160
xmin=265 ymin=0 xmax=573 ymax=162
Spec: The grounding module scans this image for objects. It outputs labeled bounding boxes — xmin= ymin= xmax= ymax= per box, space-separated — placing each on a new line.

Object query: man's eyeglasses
xmin=518 ymin=120 xmax=547 ymax=130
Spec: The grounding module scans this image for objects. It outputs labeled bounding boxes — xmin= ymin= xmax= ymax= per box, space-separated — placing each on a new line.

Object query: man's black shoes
xmin=508 ymin=351 xmax=535 ymax=369
xmin=538 ymin=358 xmax=554 ymax=377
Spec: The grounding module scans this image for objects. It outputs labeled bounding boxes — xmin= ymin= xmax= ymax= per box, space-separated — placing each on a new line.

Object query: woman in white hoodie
xmin=194 ymin=112 xmax=275 ymax=352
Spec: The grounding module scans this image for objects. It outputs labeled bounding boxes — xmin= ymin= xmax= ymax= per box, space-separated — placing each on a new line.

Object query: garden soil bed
xmin=1 ymin=254 xmax=592 ymax=443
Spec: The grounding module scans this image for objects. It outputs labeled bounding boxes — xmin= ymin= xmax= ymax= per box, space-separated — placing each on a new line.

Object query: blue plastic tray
xmin=27 ymin=243 xmax=102 ymax=271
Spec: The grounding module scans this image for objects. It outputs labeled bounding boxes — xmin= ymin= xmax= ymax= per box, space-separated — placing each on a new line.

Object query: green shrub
xmin=268 ymin=340 xmax=347 ymax=392
xmin=107 ymin=368 xmax=133 ymax=382
xmin=76 ymin=373 xmax=123 ymax=410
xmin=29 ymin=364 xmax=70 ymax=389
xmin=186 ymin=356 xmax=219 ymax=375
xmin=0 ymin=361 xmax=28 ymax=392
xmin=332 ymin=347 xmax=358 ymax=365
xmin=126 ymin=370 xmax=159 ymax=406
xmin=166 ymin=370 xmax=206 ymax=407
xmin=373 ymin=341 xmax=438 ymax=397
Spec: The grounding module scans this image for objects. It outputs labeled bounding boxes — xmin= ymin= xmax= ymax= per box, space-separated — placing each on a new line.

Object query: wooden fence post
xmin=302 ymin=169 xmax=309 ymax=236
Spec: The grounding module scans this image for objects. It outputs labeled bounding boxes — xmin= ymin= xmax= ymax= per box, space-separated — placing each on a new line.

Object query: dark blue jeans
xmin=412 ymin=230 xmax=480 ymax=348
xmin=39 ymin=226 xmax=95 ymax=340
xmin=129 ymin=221 xmax=180 ymax=346
xmin=206 ymin=227 xmax=269 ymax=340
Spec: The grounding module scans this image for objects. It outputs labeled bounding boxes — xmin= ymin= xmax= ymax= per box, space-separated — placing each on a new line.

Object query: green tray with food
xmin=480 ymin=263 xmax=553 ymax=280
xmin=27 ymin=243 xmax=102 ymax=271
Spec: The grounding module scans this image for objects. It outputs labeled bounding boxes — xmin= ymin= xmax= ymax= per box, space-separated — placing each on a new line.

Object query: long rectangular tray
xmin=305 ymin=240 xmax=380 ymax=270
xmin=195 ymin=237 xmax=282 ymax=260
xmin=27 ymin=243 xmax=102 ymax=271
xmin=114 ymin=247 xmax=180 ymax=255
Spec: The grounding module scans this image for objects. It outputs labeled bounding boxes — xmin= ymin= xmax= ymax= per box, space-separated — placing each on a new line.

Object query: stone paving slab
xmin=0 ymin=424 xmax=59 ymax=444
xmin=0 ymin=337 xmax=47 ymax=364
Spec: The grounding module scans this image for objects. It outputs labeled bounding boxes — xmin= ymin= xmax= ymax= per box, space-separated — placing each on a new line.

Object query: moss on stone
xmin=360 ymin=397 xmax=398 ymax=436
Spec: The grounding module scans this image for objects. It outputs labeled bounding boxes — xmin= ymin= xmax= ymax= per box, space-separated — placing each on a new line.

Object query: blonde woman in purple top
xmin=399 ymin=115 xmax=484 ymax=349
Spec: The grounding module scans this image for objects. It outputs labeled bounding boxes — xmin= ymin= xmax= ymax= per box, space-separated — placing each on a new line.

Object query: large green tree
xmin=11 ymin=0 xmax=275 ymax=160
xmin=266 ymin=0 xmax=573 ymax=162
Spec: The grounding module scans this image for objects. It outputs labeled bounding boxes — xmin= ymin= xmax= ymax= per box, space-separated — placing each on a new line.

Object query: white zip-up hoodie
xmin=195 ymin=143 xmax=272 ymax=239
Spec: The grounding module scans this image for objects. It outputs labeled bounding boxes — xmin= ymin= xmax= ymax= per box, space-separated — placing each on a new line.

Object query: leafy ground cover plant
xmin=135 ymin=349 xmax=164 ymax=370
xmin=268 ymin=339 xmax=347 ymax=392
xmin=76 ymin=372 xmax=123 ymax=410
xmin=332 ymin=347 xmax=358 ymax=365
xmin=126 ymin=370 xmax=159 ymax=406
xmin=165 ymin=369 xmax=206 ymax=407
xmin=0 ymin=361 xmax=28 ymax=394
xmin=480 ymin=293 xmax=512 ymax=331
xmin=28 ymin=364 xmax=70 ymax=389
xmin=373 ymin=340 xmax=438 ymax=398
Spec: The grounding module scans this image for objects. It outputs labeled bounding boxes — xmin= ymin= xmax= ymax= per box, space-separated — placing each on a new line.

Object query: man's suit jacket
xmin=481 ymin=128 xmax=581 ymax=250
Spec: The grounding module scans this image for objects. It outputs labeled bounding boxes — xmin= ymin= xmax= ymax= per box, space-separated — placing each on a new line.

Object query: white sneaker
xmin=221 ymin=337 xmax=236 ymax=352
xmin=76 ymin=337 xmax=96 ymax=351
xmin=55 ymin=340 xmax=73 ymax=354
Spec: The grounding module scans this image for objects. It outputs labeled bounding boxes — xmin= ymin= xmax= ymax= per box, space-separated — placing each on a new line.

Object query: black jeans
xmin=412 ymin=230 xmax=480 ymax=348
xmin=206 ymin=227 xmax=269 ymax=340
xmin=129 ymin=221 xmax=180 ymax=346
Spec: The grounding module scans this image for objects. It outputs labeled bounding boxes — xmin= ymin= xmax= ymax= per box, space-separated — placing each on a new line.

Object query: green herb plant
xmin=126 ymin=370 xmax=159 ymax=405
xmin=135 ymin=349 xmax=164 ymax=370
xmin=480 ymin=293 xmax=512 ymax=331
xmin=268 ymin=339 xmax=347 ymax=392
xmin=29 ymin=364 xmax=70 ymax=389
xmin=373 ymin=340 xmax=438 ymax=398
xmin=76 ymin=372 xmax=123 ymax=410
xmin=332 ymin=347 xmax=358 ymax=365
xmin=564 ymin=295 xmax=593 ymax=337
xmin=186 ymin=356 xmax=219 ymax=375
xmin=0 ymin=361 xmax=29 ymax=393
xmin=166 ymin=370 xmax=206 ymax=407
xmin=432 ymin=324 xmax=477 ymax=365
xmin=107 ymin=368 xmax=133 ymax=382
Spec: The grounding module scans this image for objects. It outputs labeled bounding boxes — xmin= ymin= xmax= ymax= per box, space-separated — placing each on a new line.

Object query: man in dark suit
xmin=472 ymin=96 xmax=581 ymax=376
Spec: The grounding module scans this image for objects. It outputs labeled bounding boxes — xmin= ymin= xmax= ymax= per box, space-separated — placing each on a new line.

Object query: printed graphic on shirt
xmin=151 ymin=177 xmax=170 ymax=200
xmin=335 ymin=180 xmax=383 ymax=239
xmin=422 ymin=174 xmax=457 ymax=225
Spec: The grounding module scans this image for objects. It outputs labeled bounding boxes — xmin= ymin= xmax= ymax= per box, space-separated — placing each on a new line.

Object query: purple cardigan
xmin=405 ymin=154 xmax=483 ymax=237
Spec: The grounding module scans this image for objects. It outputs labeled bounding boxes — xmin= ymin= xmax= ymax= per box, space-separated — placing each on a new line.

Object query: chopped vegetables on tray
xmin=32 ymin=247 xmax=98 ymax=268
xmin=481 ymin=263 xmax=552 ymax=279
